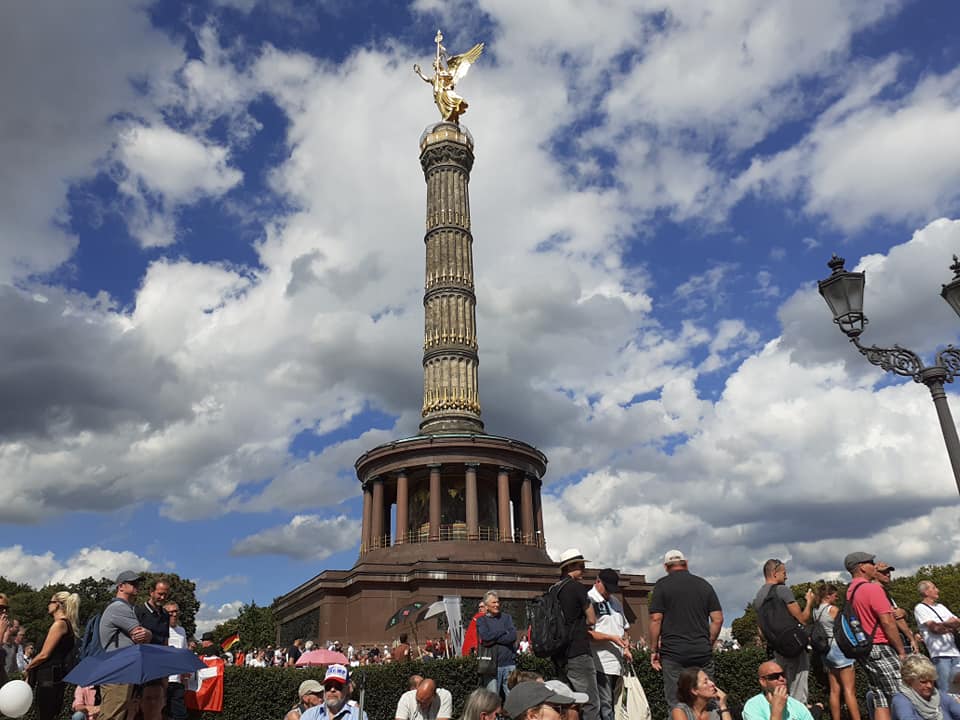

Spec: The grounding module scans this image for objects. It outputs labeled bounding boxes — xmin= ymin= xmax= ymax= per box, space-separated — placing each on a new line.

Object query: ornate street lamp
xmin=819 ymin=254 xmax=960 ymax=496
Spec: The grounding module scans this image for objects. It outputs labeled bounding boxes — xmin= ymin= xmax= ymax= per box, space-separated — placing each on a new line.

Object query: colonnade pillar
xmin=497 ymin=467 xmax=511 ymax=541
xmin=396 ymin=469 xmax=409 ymax=544
xmin=361 ymin=484 xmax=372 ymax=552
xmin=465 ymin=463 xmax=479 ymax=540
xmin=534 ymin=479 xmax=545 ymax=547
xmin=370 ymin=477 xmax=384 ymax=548
xmin=521 ymin=474 xmax=535 ymax=543
xmin=429 ymin=464 xmax=442 ymax=541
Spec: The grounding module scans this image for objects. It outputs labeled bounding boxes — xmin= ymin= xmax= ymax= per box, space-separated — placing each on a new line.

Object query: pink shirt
xmin=72 ymin=686 xmax=99 ymax=719
xmin=848 ymin=578 xmax=893 ymax=644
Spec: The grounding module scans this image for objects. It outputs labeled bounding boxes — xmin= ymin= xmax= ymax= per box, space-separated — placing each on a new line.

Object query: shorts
xmin=823 ymin=639 xmax=854 ymax=670
xmin=860 ymin=644 xmax=901 ymax=708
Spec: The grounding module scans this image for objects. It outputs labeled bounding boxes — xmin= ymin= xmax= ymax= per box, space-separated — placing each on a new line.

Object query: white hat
xmin=544 ymin=680 xmax=588 ymax=705
xmin=663 ymin=549 xmax=686 ymax=565
xmin=558 ymin=548 xmax=588 ymax=568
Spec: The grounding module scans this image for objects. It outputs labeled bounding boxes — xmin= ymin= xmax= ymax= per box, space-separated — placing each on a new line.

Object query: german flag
xmin=220 ymin=633 xmax=239 ymax=652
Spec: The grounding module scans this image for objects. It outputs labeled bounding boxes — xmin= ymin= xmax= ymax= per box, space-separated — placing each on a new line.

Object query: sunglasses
xmin=0 ymin=606 xmax=8 ymax=613
xmin=877 ymin=568 xmax=892 ymax=575
xmin=762 ymin=672 xmax=786 ymax=681
xmin=324 ymin=684 xmax=344 ymax=692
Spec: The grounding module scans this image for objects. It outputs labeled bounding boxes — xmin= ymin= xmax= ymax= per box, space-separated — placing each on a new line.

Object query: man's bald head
xmin=757 ymin=661 xmax=787 ymax=694
xmin=758 ymin=661 xmax=781 ymax=678
xmin=415 ymin=679 xmax=437 ymax=708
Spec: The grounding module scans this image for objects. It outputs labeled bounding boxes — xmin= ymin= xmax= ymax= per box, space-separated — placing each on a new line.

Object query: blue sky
xmin=2 ymin=0 xmax=960 ymax=634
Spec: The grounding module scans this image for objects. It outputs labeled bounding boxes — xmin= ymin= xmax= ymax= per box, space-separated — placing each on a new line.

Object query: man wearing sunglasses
xmin=742 ymin=661 xmax=815 ymax=720
xmin=844 ymin=552 xmax=906 ymax=720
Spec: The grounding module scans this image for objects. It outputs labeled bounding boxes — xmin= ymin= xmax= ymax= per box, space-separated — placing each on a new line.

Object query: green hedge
xmin=24 ymin=649 xmax=872 ymax=720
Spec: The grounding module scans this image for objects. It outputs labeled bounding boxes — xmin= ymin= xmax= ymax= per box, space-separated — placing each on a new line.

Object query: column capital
xmin=395 ymin=467 xmax=408 ymax=476
xmin=465 ymin=462 xmax=480 ymax=470
xmin=497 ymin=465 xmax=512 ymax=474
xmin=428 ymin=463 xmax=442 ymax=471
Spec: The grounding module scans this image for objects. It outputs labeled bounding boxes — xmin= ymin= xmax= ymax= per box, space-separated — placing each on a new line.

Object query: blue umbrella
xmin=65 ymin=645 xmax=206 ymax=686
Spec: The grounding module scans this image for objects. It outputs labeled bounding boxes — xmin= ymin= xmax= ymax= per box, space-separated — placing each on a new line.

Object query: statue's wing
xmin=448 ymin=42 xmax=484 ymax=83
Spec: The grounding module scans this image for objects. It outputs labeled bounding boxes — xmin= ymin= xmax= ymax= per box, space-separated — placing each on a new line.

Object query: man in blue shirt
xmin=477 ymin=590 xmax=517 ymax=700
xmin=743 ymin=661 xmax=814 ymax=720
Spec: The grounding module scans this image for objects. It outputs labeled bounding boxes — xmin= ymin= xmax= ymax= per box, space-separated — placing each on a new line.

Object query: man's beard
xmin=326 ymin=697 xmax=346 ymax=713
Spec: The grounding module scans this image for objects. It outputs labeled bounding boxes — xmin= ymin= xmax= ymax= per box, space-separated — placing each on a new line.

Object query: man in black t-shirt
xmin=555 ymin=548 xmax=599 ymax=720
xmin=136 ymin=579 xmax=171 ymax=720
xmin=648 ymin=550 xmax=723 ymax=708
xmin=286 ymin=638 xmax=303 ymax=666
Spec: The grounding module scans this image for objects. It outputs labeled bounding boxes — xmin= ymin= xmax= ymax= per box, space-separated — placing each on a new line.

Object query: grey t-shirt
xmin=100 ymin=598 xmax=140 ymax=651
xmin=753 ymin=583 xmax=797 ymax=613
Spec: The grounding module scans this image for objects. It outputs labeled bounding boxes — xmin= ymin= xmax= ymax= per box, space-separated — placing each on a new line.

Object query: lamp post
xmin=818 ymin=254 xmax=960 ymax=496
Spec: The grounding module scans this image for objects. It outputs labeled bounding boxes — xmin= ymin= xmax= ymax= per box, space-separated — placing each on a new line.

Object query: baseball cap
xmin=844 ymin=552 xmax=876 ymax=573
xmin=663 ymin=550 xmax=686 ymax=565
xmin=876 ymin=562 xmax=895 ymax=574
xmin=324 ymin=664 xmax=349 ymax=685
xmin=201 ymin=632 xmax=214 ymax=642
xmin=116 ymin=570 xmax=143 ymax=585
xmin=597 ymin=568 xmax=621 ymax=594
xmin=544 ymin=679 xmax=588 ymax=704
xmin=504 ymin=682 xmax=575 ymax=720
xmin=299 ymin=680 xmax=323 ymax=697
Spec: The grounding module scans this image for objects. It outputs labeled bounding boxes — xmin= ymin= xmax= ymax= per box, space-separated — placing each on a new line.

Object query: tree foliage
xmin=0 ymin=572 xmax=200 ymax=647
xmin=729 ymin=562 xmax=960 ymax=640
xmin=212 ymin=601 xmax=276 ymax=649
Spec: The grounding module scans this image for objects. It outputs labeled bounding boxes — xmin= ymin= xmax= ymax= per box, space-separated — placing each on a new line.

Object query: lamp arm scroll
xmin=935 ymin=345 xmax=960 ymax=383
xmin=849 ymin=336 xmax=925 ymax=383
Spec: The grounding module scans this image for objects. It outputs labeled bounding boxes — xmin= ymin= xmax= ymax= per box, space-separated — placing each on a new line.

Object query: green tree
xmin=213 ymin=601 xmax=275 ymax=649
xmin=730 ymin=604 xmax=759 ymax=647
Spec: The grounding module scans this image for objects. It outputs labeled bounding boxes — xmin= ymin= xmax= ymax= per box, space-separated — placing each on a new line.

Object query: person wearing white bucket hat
xmin=554 ymin=548 xmax=600 ymax=720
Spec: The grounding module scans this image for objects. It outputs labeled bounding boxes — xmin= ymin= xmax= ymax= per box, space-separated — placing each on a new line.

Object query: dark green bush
xmin=29 ymin=649 xmax=873 ymax=720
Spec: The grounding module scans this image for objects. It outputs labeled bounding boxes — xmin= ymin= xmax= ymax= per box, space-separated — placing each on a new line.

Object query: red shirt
xmin=847 ymin=578 xmax=892 ymax=644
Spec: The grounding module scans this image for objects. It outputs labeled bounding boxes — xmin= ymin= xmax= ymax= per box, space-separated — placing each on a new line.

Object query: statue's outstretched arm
xmin=413 ymin=64 xmax=432 ymax=84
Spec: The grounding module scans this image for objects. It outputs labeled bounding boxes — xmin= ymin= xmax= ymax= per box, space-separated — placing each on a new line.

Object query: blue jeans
xmin=596 ymin=672 xmax=619 ymax=720
xmin=933 ymin=656 xmax=960 ymax=692
xmin=486 ymin=664 xmax=515 ymax=700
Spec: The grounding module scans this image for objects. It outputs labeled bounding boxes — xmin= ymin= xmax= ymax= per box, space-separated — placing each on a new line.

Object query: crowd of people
xmin=1 ymin=546 xmax=958 ymax=720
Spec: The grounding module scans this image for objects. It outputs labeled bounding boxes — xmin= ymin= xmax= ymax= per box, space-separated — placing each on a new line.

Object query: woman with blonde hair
xmin=25 ymin=590 xmax=80 ymax=720
xmin=892 ymin=654 xmax=960 ymax=720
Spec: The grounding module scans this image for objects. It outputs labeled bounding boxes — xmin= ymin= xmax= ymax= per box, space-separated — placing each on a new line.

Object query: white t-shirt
xmin=168 ymin=625 xmax=187 ymax=682
xmin=914 ymin=602 xmax=959 ymax=657
xmin=588 ymin=586 xmax=629 ymax=675
xmin=395 ymin=688 xmax=453 ymax=720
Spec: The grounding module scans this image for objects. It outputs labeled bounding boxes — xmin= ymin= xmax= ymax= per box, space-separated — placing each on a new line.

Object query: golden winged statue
xmin=414 ymin=30 xmax=484 ymax=124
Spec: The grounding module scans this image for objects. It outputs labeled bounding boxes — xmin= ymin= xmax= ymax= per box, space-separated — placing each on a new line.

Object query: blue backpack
xmin=77 ymin=598 xmax=126 ymax=660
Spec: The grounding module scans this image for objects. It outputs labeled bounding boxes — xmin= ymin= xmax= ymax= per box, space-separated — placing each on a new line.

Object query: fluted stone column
xmin=534 ymin=480 xmax=545 ymax=548
xmin=465 ymin=463 xmax=479 ymax=540
xmin=361 ymin=484 xmax=372 ymax=552
xmin=395 ymin=469 xmax=409 ymax=544
xmin=371 ymin=477 xmax=384 ymax=549
xmin=429 ymin=464 xmax=442 ymax=541
xmin=497 ymin=467 xmax=511 ymax=541
xmin=419 ymin=123 xmax=484 ymax=434
xmin=521 ymin=474 xmax=534 ymax=544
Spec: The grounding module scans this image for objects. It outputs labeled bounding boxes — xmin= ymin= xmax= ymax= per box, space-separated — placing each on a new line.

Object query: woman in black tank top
xmin=25 ymin=590 xmax=80 ymax=720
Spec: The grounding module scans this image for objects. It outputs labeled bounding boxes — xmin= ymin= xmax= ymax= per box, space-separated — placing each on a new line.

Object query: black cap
xmin=504 ymin=682 xmax=575 ymax=720
xmin=598 ymin=568 xmax=620 ymax=593
xmin=201 ymin=632 xmax=214 ymax=642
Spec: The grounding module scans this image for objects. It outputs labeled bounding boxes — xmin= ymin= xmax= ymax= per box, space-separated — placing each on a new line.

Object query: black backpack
xmin=810 ymin=606 xmax=831 ymax=655
xmin=530 ymin=577 xmax=572 ymax=658
xmin=757 ymin=585 xmax=810 ymax=658
xmin=834 ymin=582 xmax=876 ymax=660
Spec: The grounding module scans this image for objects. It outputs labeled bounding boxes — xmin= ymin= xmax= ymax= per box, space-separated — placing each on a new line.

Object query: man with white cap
xmin=555 ymin=548 xmax=600 ymax=720
xmin=302 ymin=665 xmax=368 ymax=720
xmin=648 ymin=550 xmax=723 ymax=708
